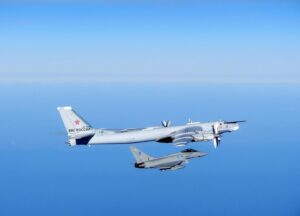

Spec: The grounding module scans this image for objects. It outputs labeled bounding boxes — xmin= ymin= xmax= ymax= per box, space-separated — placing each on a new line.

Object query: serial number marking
xmin=68 ymin=127 xmax=91 ymax=132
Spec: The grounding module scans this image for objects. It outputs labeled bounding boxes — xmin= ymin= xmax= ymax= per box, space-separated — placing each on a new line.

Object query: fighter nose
xmin=196 ymin=152 xmax=208 ymax=157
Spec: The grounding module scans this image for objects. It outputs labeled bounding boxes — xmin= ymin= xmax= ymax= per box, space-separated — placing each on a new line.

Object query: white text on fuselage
xmin=68 ymin=127 xmax=92 ymax=133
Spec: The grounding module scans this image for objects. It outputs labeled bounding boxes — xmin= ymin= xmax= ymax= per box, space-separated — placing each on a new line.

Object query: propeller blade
xmin=212 ymin=123 xmax=218 ymax=134
xmin=213 ymin=138 xmax=216 ymax=148
xmin=213 ymin=136 xmax=221 ymax=148
xmin=213 ymin=137 xmax=218 ymax=148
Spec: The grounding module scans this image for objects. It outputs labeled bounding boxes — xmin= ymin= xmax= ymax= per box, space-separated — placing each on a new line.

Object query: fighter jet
xmin=57 ymin=106 xmax=244 ymax=148
xmin=130 ymin=146 xmax=207 ymax=171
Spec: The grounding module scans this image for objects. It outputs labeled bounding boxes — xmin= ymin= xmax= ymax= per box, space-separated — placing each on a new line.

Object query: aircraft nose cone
xmin=195 ymin=152 xmax=208 ymax=157
xmin=231 ymin=124 xmax=239 ymax=131
xmin=234 ymin=125 xmax=239 ymax=130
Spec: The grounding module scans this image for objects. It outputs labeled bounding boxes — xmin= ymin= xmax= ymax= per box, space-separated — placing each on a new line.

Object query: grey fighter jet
xmin=57 ymin=106 xmax=244 ymax=148
xmin=130 ymin=146 xmax=207 ymax=171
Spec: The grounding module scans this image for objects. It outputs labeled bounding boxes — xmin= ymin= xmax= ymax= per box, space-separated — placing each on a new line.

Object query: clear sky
xmin=0 ymin=1 xmax=300 ymax=83
xmin=0 ymin=84 xmax=300 ymax=215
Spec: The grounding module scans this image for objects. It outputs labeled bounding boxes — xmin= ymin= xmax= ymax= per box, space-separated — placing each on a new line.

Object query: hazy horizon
xmin=1 ymin=1 xmax=300 ymax=215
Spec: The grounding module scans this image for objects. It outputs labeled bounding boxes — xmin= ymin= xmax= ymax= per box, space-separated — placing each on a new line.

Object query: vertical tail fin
xmin=57 ymin=106 xmax=93 ymax=134
xmin=57 ymin=106 xmax=94 ymax=145
xmin=130 ymin=146 xmax=155 ymax=163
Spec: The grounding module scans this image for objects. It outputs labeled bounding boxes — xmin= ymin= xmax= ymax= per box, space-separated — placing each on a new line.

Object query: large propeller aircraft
xmin=57 ymin=106 xmax=244 ymax=148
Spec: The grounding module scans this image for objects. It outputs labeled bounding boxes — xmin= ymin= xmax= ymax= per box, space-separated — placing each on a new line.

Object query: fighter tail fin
xmin=57 ymin=106 xmax=93 ymax=135
xmin=130 ymin=146 xmax=155 ymax=163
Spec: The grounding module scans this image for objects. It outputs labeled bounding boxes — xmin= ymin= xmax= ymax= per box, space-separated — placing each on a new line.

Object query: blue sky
xmin=0 ymin=84 xmax=300 ymax=215
xmin=0 ymin=1 xmax=300 ymax=83
xmin=0 ymin=2 xmax=300 ymax=215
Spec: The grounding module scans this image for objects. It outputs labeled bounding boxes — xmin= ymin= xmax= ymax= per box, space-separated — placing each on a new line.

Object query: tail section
xmin=57 ymin=106 xmax=94 ymax=145
xmin=57 ymin=106 xmax=92 ymax=133
xmin=130 ymin=146 xmax=155 ymax=163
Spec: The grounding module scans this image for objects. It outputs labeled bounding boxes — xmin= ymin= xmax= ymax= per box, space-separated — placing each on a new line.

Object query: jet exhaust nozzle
xmin=134 ymin=162 xmax=145 ymax=168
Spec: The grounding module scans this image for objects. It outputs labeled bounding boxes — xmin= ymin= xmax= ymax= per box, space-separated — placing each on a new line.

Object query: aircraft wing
xmin=120 ymin=128 xmax=142 ymax=132
xmin=173 ymin=135 xmax=193 ymax=146
xmin=171 ymin=129 xmax=196 ymax=146
xmin=159 ymin=160 xmax=187 ymax=171
xmin=160 ymin=165 xmax=185 ymax=171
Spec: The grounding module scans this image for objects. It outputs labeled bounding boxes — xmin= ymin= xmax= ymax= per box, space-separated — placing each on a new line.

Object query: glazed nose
xmin=232 ymin=125 xmax=239 ymax=131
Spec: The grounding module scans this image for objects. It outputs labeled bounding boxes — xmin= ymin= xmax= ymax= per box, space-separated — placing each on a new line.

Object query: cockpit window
xmin=181 ymin=148 xmax=197 ymax=153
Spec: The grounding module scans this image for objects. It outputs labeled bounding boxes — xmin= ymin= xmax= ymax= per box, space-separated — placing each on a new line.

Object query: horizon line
xmin=0 ymin=76 xmax=300 ymax=85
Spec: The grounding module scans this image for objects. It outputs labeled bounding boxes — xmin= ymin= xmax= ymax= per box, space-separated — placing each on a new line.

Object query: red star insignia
xmin=75 ymin=119 xmax=80 ymax=125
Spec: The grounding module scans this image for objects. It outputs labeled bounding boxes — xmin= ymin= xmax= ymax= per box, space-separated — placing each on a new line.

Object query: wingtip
xmin=129 ymin=145 xmax=137 ymax=150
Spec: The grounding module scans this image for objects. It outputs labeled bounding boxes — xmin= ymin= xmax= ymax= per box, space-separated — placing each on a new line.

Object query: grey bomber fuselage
xmin=57 ymin=106 xmax=242 ymax=148
xmin=87 ymin=122 xmax=236 ymax=144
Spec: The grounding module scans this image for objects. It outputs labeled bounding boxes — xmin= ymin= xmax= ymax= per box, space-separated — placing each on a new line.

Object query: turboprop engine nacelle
xmin=193 ymin=133 xmax=215 ymax=142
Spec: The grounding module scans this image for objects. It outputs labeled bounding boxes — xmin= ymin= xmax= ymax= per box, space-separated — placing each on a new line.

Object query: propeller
xmin=212 ymin=136 xmax=221 ymax=148
xmin=212 ymin=123 xmax=221 ymax=148
xmin=162 ymin=120 xmax=171 ymax=127
xmin=212 ymin=123 xmax=218 ymax=134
